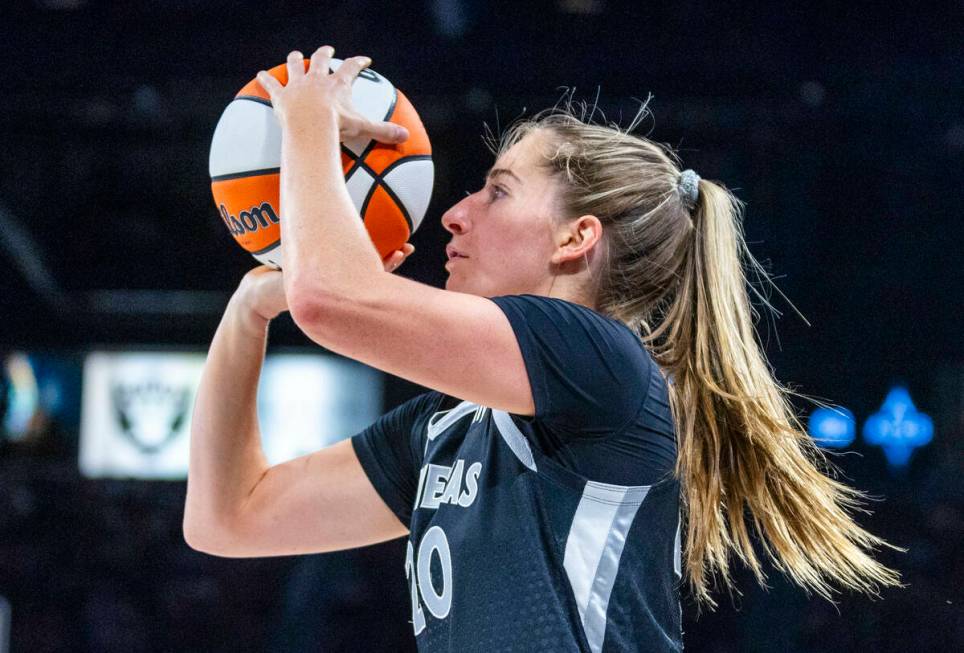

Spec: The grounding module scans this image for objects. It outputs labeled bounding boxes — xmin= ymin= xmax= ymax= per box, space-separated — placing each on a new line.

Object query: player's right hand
xmin=234 ymin=244 xmax=414 ymax=325
xmin=234 ymin=265 xmax=288 ymax=324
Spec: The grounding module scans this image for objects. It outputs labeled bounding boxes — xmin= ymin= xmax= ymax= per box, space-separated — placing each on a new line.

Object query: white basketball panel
xmin=383 ymin=159 xmax=435 ymax=232
xmin=345 ymin=167 xmax=376 ymax=213
xmin=209 ymin=100 xmax=282 ymax=177
xmin=253 ymin=241 xmax=283 ymax=269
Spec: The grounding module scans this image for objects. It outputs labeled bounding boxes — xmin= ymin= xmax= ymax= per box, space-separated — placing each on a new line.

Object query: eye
xmin=487 ymin=184 xmax=507 ymax=201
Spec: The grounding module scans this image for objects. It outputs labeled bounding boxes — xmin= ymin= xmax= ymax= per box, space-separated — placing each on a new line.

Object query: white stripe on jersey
xmin=491 ymin=410 xmax=537 ymax=471
xmin=564 ymin=481 xmax=650 ymax=653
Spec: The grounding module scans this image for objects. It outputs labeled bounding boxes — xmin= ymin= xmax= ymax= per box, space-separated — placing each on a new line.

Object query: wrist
xmin=282 ymin=104 xmax=339 ymax=140
xmin=227 ymin=293 xmax=271 ymax=340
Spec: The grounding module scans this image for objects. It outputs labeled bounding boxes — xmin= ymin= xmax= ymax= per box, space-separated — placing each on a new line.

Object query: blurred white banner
xmin=79 ymin=351 xmax=382 ymax=479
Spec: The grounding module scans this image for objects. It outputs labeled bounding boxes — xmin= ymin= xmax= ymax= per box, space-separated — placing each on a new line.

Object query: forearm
xmin=279 ymin=111 xmax=384 ymax=309
xmin=184 ymin=295 xmax=272 ymax=546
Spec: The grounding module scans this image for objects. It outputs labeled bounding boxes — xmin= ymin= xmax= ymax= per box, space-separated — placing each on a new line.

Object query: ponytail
xmin=650 ymin=178 xmax=901 ymax=605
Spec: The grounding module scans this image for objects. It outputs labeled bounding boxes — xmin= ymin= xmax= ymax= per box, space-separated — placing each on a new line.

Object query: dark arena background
xmin=1 ymin=1 xmax=962 ymax=651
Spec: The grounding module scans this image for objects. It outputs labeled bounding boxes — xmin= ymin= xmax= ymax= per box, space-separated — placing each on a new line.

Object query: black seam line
xmin=356 ymin=154 xmax=432 ymax=232
xmin=379 ymin=179 xmax=414 ymax=232
xmin=379 ymin=154 xmax=433 ymax=178
xmin=342 ymin=145 xmax=361 ymax=180
xmin=212 ymin=155 xmax=429 ymax=185
xmin=356 ymin=158 xmax=379 ymax=179
xmin=359 ymin=177 xmax=378 ymax=224
xmin=345 ymin=158 xmax=378 ymax=186
xmin=251 ymin=239 xmax=281 ymax=256
xmin=236 ymin=95 xmax=272 ymax=107
xmin=343 ymin=87 xmax=398 ymax=179
xmin=211 ymin=167 xmax=280 ymax=182
xmin=346 ymin=139 xmax=379 ymax=178
xmin=374 ymin=155 xmax=433 ymax=231
xmin=383 ymin=87 xmax=398 ymax=122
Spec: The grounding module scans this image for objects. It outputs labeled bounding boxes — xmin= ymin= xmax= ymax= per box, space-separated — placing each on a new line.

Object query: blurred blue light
xmin=3 ymin=353 xmax=39 ymax=439
xmin=863 ymin=386 xmax=933 ymax=468
xmin=808 ymin=406 xmax=856 ymax=448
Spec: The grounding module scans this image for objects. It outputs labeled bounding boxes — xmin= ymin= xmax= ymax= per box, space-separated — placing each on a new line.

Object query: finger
xmin=366 ymin=120 xmax=409 ymax=144
xmin=308 ymin=45 xmax=335 ymax=77
xmin=382 ymin=250 xmax=403 ymax=271
xmin=286 ymin=50 xmax=305 ymax=82
xmin=337 ymin=55 xmax=372 ymax=83
xmin=256 ymin=70 xmax=283 ymax=97
xmin=392 ymin=245 xmax=416 ymax=271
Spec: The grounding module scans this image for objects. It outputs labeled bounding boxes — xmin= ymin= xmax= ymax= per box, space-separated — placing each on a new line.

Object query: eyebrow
xmin=485 ymin=167 xmax=524 ymax=186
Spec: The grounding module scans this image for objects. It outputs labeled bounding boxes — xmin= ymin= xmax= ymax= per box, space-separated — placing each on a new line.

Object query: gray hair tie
xmin=677 ymin=169 xmax=701 ymax=210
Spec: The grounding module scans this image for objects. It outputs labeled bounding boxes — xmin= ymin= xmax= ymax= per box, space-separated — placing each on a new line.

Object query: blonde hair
xmin=489 ymin=99 xmax=901 ymax=606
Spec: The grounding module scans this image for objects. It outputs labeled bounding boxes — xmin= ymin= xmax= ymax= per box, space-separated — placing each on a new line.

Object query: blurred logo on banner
xmin=112 ymin=379 xmax=191 ymax=454
xmin=79 ymin=351 xmax=381 ymax=479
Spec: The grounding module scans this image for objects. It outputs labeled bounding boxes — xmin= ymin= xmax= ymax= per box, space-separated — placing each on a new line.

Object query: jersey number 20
xmin=404 ymin=525 xmax=453 ymax=634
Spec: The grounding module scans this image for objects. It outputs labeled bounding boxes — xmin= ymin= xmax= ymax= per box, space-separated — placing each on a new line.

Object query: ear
xmin=551 ymin=215 xmax=603 ymax=265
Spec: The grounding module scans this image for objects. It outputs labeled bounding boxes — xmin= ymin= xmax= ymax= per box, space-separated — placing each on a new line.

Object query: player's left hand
xmin=257 ymin=47 xmax=409 ymax=145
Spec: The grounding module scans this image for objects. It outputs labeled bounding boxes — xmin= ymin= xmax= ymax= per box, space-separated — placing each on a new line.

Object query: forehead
xmin=494 ymin=129 xmax=551 ymax=175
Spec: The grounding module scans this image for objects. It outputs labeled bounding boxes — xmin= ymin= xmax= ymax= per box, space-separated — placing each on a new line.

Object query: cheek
xmin=487 ymin=226 xmax=552 ymax=277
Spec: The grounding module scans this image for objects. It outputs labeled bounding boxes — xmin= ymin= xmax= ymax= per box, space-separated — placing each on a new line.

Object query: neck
xmin=542 ymin=269 xmax=597 ymax=311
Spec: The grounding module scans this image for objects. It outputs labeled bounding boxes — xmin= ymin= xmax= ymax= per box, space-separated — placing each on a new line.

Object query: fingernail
xmin=360 ymin=56 xmax=372 ymax=66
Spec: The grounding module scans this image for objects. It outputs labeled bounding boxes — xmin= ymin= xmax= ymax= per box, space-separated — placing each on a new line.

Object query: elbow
xmin=182 ymin=513 xmax=222 ymax=555
xmin=183 ymin=521 xmax=214 ymax=554
xmin=285 ymin=279 xmax=340 ymax=334
xmin=182 ymin=509 xmax=241 ymax=557
xmin=287 ymin=283 xmax=364 ymax=343
xmin=182 ymin=522 xmax=245 ymax=558
xmin=288 ymin=293 xmax=329 ymax=333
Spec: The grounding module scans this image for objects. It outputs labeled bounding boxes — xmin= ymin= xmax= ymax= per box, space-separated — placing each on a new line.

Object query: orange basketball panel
xmin=363 ymin=90 xmax=432 ymax=175
xmin=341 ymin=150 xmax=355 ymax=174
xmin=391 ymin=90 xmax=432 ymax=155
xmin=211 ymin=173 xmax=282 ymax=253
xmin=235 ymin=61 xmax=310 ymax=101
xmin=364 ymin=185 xmax=411 ymax=258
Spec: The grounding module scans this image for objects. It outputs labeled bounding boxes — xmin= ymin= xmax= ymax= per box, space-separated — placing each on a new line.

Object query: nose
xmin=441 ymin=194 xmax=473 ymax=235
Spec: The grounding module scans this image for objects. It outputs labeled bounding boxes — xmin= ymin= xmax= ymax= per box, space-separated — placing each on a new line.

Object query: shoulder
xmin=488 ymin=294 xmax=657 ymax=434
xmin=399 ymin=390 xmax=448 ymax=425
xmin=490 ymin=294 xmax=653 ymax=370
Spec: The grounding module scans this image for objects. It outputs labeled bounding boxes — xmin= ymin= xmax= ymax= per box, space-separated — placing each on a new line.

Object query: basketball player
xmin=184 ymin=48 xmax=899 ymax=652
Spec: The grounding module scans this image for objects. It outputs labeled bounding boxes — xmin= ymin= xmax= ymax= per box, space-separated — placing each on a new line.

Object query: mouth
xmin=446 ymin=245 xmax=469 ymax=260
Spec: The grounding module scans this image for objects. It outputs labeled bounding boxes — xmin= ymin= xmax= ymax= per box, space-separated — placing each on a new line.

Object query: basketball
xmin=208 ymin=58 xmax=434 ymax=268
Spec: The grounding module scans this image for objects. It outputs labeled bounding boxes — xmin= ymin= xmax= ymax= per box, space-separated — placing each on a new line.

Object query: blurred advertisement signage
xmin=79 ymin=351 xmax=381 ymax=479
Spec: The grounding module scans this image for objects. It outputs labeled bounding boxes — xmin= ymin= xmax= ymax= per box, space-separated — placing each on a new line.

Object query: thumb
xmin=369 ymin=121 xmax=409 ymax=144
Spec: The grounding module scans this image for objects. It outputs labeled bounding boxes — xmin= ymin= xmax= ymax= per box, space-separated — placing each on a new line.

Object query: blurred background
xmin=1 ymin=0 xmax=962 ymax=651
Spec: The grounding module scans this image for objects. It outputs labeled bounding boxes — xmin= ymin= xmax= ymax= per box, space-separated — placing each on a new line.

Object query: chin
xmin=445 ymin=275 xmax=487 ymax=297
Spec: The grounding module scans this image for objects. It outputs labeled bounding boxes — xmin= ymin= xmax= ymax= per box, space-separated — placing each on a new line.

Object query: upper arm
xmin=190 ymin=391 xmax=434 ymax=558
xmin=290 ymin=274 xmax=536 ymax=416
xmin=193 ymin=438 xmax=408 ymax=558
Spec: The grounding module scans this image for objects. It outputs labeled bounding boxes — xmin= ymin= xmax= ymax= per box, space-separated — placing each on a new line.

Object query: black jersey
xmin=352 ymin=294 xmax=682 ymax=652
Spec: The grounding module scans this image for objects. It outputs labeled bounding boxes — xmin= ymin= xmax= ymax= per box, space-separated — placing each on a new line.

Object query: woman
xmin=184 ymin=47 xmax=899 ymax=652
